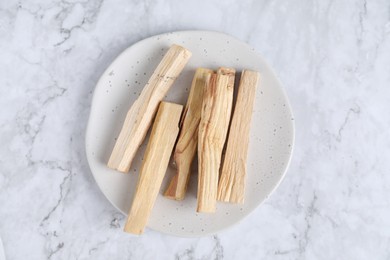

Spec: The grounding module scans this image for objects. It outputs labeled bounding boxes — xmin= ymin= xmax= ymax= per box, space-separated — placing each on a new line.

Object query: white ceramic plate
xmin=86 ymin=30 xmax=294 ymax=237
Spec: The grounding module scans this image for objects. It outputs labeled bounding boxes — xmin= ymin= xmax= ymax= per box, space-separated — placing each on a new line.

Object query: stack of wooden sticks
xmin=107 ymin=44 xmax=260 ymax=234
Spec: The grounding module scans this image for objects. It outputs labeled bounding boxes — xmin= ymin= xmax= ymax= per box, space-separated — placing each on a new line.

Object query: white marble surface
xmin=0 ymin=0 xmax=389 ymax=259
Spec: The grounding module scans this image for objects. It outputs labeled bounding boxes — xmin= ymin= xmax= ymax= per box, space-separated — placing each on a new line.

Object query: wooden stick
xmin=217 ymin=70 xmax=260 ymax=203
xmin=164 ymin=68 xmax=213 ymax=200
xmin=108 ymin=45 xmax=191 ymax=173
xmin=197 ymin=68 xmax=235 ymax=213
xmin=124 ymin=102 xmax=183 ymax=234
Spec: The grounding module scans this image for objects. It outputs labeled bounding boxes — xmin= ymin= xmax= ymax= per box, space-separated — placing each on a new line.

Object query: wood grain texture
xmin=217 ymin=70 xmax=260 ymax=203
xmin=108 ymin=44 xmax=191 ymax=173
xmin=197 ymin=68 xmax=235 ymax=213
xmin=165 ymin=68 xmax=213 ymax=200
xmin=124 ymin=102 xmax=183 ymax=234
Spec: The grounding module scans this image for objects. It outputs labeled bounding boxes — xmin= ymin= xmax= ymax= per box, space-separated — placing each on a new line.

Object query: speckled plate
xmin=85 ymin=30 xmax=294 ymax=237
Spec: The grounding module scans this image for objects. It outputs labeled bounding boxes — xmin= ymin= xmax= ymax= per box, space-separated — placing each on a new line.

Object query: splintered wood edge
xmin=165 ymin=68 xmax=213 ymax=200
xmin=108 ymin=44 xmax=191 ymax=173
xmin=217 ymin=70 xmax=260 ymax=203
xmin=197 ymin=68 xmax=235 ymax=213
xmin=124 ymin=101 xmax=183 ymax=234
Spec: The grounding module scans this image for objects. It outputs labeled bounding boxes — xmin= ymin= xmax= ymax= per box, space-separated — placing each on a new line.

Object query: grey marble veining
xmin=0 ymin=0 xmax=389 ymax=259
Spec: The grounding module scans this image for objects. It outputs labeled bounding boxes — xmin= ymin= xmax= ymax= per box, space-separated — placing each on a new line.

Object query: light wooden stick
xmin=217 ymin=70 xmax=260 ymax=203
xmin=108 ymin=45 xmax=191 ymax=173
xmin=164 ymin=68 xmax=213 ymax=200
xmin=124 ymin=102 xmax=183 ymax=234
xmin=197 ymin=68 xmax=235 ymax=213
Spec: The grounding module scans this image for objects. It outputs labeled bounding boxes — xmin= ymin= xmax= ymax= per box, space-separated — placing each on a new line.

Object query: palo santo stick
xmin=164 ymin=68 xmax=213 ymax=200
xmin=197 ymin=68 xmax=235 ymax=213
xmin=124 ymin=102 xmax=183 ymax=234
xmin=108 ymin=45 xmax=191 ymax=173
xmin=217 ymin=70 xmax=260 ymax=203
